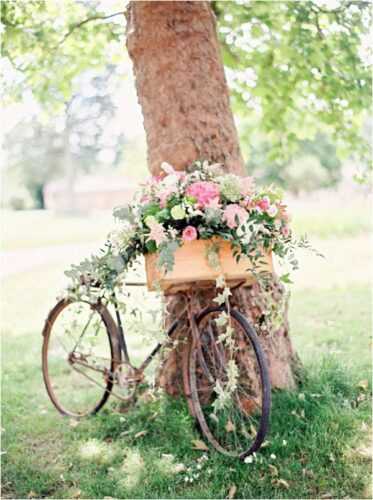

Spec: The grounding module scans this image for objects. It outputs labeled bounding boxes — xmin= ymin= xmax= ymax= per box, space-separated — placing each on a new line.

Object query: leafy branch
xmin=56 ymin=10 xmax=125 ymax=48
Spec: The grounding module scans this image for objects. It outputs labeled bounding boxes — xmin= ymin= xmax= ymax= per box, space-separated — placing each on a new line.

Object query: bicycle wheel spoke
xmin=189 ymin=307 xmax=271 ymax=458
xmin=42 ymin=299 xmax=120 ymax=417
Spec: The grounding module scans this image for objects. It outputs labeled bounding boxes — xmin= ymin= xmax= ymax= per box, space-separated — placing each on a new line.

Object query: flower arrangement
xmin=65 ymin=160 xmax=309 ymax=300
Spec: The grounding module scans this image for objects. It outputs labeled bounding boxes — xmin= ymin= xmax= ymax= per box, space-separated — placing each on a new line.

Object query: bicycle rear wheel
xmin=42 ymin=298 xmax=121 ymax=417
xmin=189 ymin=305 xmax=271 ymax=458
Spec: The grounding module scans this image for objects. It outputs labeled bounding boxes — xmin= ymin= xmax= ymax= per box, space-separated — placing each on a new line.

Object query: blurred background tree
xmin=4 ymin=67 xmax=126 ymax=208
xmin=1 ymin=0 xmax=371 ymax=209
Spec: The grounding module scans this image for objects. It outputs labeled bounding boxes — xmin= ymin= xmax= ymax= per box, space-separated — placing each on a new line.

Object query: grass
xmin=1 ymin=210 xmax=113 ymax=250
xmin=1 ymin=193 xmax=372 ymax=498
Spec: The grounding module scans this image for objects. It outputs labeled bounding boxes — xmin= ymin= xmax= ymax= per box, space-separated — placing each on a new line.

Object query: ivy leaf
xmin=113 ymin=205 xmax=135 ymax=225
xmin=157 ymin=241 xmax=179 ymax=273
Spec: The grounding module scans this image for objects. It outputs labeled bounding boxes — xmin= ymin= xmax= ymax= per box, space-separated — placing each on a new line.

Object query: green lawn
xmin=1 ymin=199 xmax=372 ymax=499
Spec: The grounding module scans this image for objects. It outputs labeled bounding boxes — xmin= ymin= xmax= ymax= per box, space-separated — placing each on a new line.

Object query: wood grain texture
xmin=145 ymin=239 xmax=273 ymax=292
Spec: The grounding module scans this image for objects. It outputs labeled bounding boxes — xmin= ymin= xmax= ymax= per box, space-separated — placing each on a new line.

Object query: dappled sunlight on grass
xmin=117 ymin=448 xmax=145 ymax=490
xmin=78 ymin=439 xmax=116 ymax=465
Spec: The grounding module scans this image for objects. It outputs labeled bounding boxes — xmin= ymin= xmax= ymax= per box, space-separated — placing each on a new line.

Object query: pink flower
xmin=182 ymin=225 xmax=198 ymax=242
xmin=256 ymin=196 xmax=270 ymax=212
xmin=186 ymin=181 xmax=220 ymax=208
xmin=240 ymin=176 xmax=255 ymax=196
xmin=223 ymin=204 xmax=249 ymax=229
xmin=241 ymin=196 xmax=253 ymax=209
xmin=147 ymin=221 xmax=167 ymax=246
xmin=158 ymin=185 xmax=178 ymax=208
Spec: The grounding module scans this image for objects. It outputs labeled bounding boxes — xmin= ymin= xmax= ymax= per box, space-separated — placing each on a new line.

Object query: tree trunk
xmin=126 ymin=0 xmax=300 ymax=391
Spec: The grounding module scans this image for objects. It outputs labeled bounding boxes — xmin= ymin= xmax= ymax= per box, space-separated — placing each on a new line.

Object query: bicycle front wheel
xmin=189 ymin=306 xmax=271 ymax=459
xmin=42 ymin=298 xmax=121 ymax=417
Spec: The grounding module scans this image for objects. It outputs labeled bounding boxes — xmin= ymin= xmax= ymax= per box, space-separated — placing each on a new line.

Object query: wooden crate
xmin=145 ymin=238 xmax=273 ymax=293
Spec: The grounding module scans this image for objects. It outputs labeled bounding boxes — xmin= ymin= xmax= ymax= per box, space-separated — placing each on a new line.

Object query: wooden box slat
xmin=145 ymin=238 xmax=273 ymax=293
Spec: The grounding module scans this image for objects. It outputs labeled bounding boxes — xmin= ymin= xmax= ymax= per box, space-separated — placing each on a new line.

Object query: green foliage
xmin=246 ymin=133 xmax=342 ymax=193
xmin=1 ymin=0 xmax=124 ymax=111
xmin=215 ymin=0 xmax=371 ymax=163
xmin=2 ymin=0 xmax=371 ymax=165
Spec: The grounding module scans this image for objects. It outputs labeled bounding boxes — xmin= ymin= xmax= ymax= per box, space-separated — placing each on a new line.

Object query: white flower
xmin=267 ymin=205 xmax=278 ymax=217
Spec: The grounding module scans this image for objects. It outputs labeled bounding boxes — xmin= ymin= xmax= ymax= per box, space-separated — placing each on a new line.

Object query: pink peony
xmin=186 ymin=181 xmax=220 ymax=208
xmin=182 ymin=225 xmax=198 ymax=242
xmin=223 ymin=204 xmax=249 ymax=229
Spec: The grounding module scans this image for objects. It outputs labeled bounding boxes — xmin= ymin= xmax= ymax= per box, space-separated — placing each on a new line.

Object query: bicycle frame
xmin=110 ymin=282 xmax=186 ymax=374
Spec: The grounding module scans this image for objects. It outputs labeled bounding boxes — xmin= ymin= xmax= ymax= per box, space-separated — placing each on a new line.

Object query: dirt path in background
xmin=0 ymin=243 xmax=100 ymax=279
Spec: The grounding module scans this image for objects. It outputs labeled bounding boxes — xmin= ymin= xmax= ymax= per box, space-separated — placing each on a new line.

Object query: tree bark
xmin=126 ymin=0 xmax=300 ymax=391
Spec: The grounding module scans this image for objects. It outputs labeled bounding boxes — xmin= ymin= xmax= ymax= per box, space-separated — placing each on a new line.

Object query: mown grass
xmin=2 ymin=279 xmax=371 ymax=499
xmin=2 ymin=346 xmax=371 ymax=499
xmin=1 ymin=194 xmax=372 ymax=498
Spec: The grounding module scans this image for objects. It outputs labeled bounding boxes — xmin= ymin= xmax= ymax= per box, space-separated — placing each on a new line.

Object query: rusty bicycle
xmin=42 ymin=281 xmax=271 ymax=459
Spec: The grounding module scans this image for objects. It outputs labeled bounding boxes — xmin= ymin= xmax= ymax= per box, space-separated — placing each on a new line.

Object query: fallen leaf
xmin=173 ymin=463 xmax=186 ymax=473
xmin=148 ymin=411 xmax=159 ymax=421
xmin=272 ymin=478 xmax=290 ymax=489
xmin=268 ymin=464 xmax=278 ymax=476
xmin=320 ymin=493 xmax=333 ymax=499
xmin=27 ymin=492 xmax=37 ymax=499
xmin=192 ymin=439 xmax=209 ymax=451
xmin=355 ymin=445 xmax=372 ymax=460
xmin=227 ymin=484 xmax=237 ymax=499
xmin=69 ymin=419 xmax=80 ymax=428
xmin=225 ymin=420 xmax=235 ymax=432
xmin=249 ymin=423 xmax=257 ymax=437
xmin=358 ymin=380 xmax=369 ymax=391
xmin=134 ymin=430 xmax=148 ymax=439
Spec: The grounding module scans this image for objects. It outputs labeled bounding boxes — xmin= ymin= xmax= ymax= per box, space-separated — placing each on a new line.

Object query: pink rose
xmin=182 ymin=225 xmax=198 ymax=242
xmin=256 ymin=196 xmax=270 ymax=212
xmin=186 ymin=181 xmax=220 ymax=208
xmin=223 ymin=204 xmax=249 ymax=229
